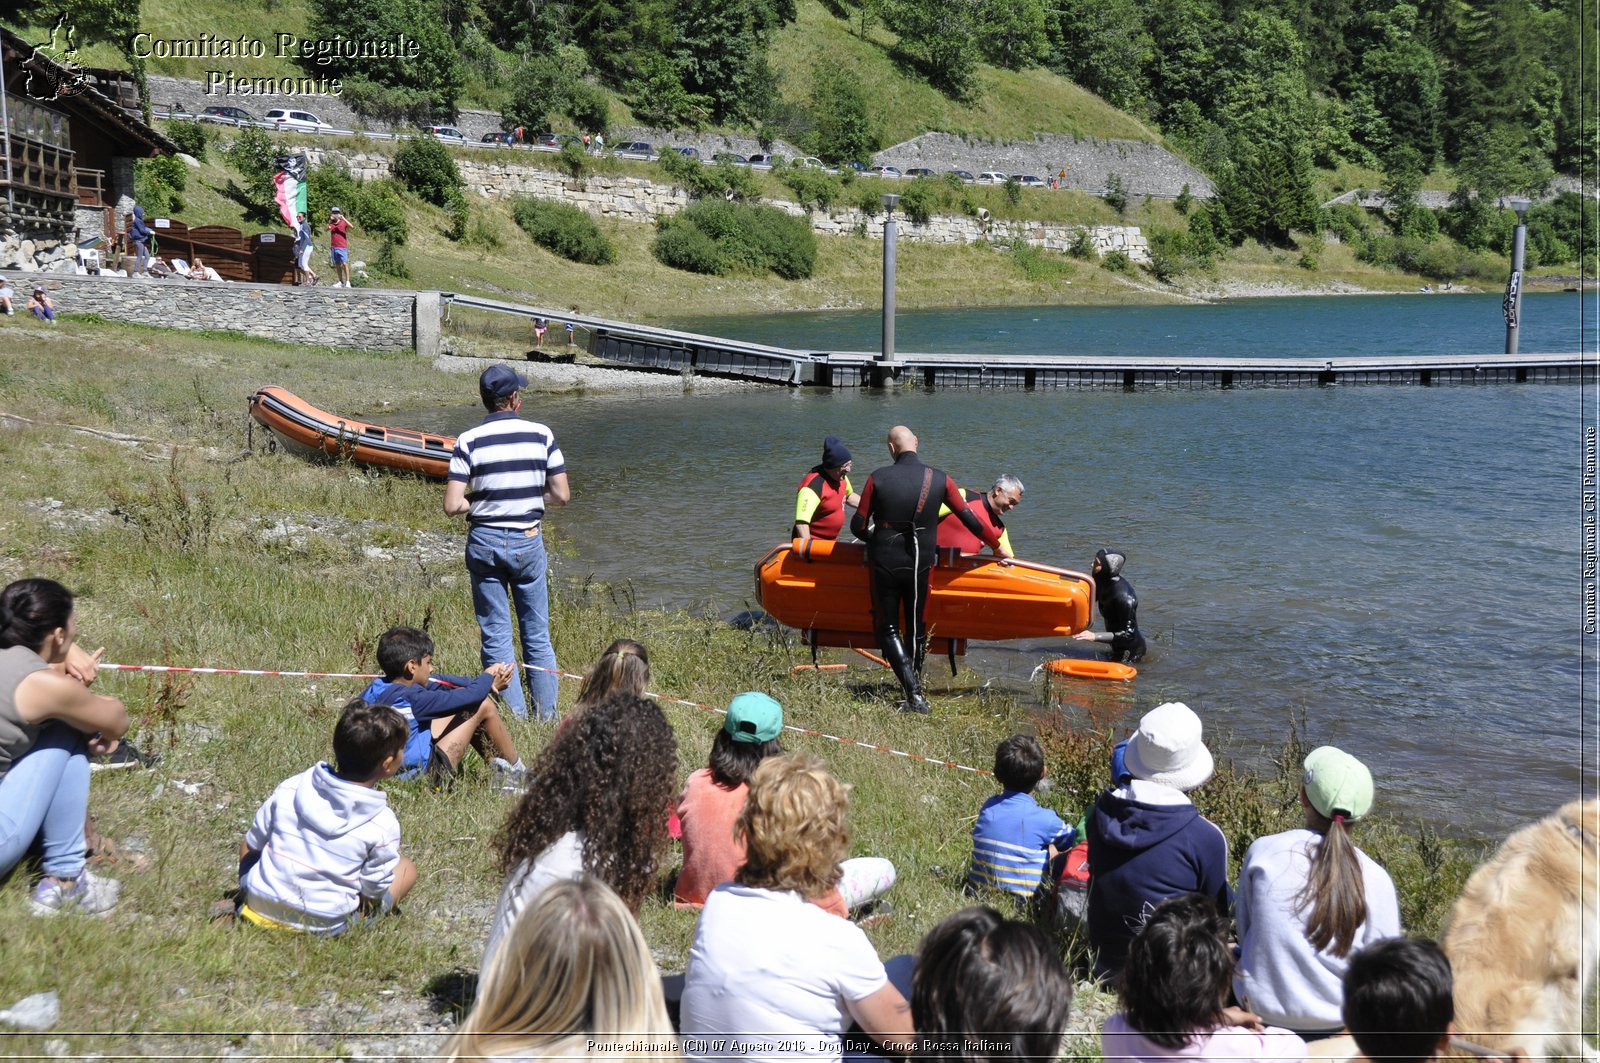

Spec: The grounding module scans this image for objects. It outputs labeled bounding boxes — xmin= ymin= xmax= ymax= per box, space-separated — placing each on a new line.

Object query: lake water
xmin=420 ymin=292 xmax=1597 ymax=838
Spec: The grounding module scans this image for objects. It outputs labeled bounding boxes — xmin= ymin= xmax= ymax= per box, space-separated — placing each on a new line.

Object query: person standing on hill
xmin=1073 ymin=548 xmax=1146 ymax=663
xmin=794 ymin=435 xmax=860 ymax=542
xmin=326 ymin=206 xmax=354 ymax=288
xmin=293 ymin=211 xmax=319 ymax=286
xmin=850 ymin=426 xmax=999 ymax=714
xmin=444 ymin=365 xmax=570 ymax=719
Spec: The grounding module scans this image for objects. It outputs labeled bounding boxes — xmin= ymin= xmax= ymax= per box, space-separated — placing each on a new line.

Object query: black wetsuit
xmin=1091 ymin=548 xmax=1147 ymax=663
xmin=851 ymin=451 xmax=992 ymax=709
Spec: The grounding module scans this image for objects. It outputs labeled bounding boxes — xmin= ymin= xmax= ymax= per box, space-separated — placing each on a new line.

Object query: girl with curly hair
xmin=481 ymin=692 xmax=676 ymax=971
xmin=680 ymin=753 xmax=913 ymax=1063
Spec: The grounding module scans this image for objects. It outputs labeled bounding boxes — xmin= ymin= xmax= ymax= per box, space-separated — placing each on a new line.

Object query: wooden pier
xmin=446 ymin=293 xmax=1590 ymax=390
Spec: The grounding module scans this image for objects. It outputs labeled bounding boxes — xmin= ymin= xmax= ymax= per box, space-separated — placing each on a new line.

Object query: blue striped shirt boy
xmin=448 ymin=412 xmax=566 ymax=529
xmin=968 ymin=790 xmax=1074 ymax=896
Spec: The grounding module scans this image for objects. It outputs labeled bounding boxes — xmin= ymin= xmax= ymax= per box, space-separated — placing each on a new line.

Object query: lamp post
xmin=880 ymin=193 xmax=900 ymax=378
xmin=1503 ymin=195 xmax=1531 ymax=355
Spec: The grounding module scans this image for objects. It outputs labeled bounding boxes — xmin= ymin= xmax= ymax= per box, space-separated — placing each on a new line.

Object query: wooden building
xmin=0 ymin=27 xmax=174 ymax=268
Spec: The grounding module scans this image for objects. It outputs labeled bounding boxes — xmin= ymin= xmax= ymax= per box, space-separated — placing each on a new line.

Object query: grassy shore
xmin=0 ymin=316 xmax=1489 ymax=1055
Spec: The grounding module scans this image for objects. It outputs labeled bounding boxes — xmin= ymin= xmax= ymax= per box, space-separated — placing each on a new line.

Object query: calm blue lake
xmin=426 ymin=291 xmax=1597 ymax=837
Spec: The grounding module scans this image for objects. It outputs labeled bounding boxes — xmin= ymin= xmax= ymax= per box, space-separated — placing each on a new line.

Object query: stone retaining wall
xmin=309 ymin=148 xmax=1151 ymax=262
xmin=876 ymin=132 xmax=1214 ymax=199
xmin=31 ymin=272 xmax=431 ymax=353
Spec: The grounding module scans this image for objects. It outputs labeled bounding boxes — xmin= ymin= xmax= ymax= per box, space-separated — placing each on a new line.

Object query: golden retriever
xmin=1443 ymin=799 xmax=1600 ymax=1061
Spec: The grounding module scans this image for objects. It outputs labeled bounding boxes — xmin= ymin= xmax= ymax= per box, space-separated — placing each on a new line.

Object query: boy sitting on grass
xmin=359 ymin=626 xmax=525 ymax=790
xmin=237 ymin=698 xmax=418 ymax=934
xmin=967 ymin=733 xmax=1075 ymax=897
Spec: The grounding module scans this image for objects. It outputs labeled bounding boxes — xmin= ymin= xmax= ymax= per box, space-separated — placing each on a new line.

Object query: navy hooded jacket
xmin=1086 ymin=785 xmax=1232 ymax=978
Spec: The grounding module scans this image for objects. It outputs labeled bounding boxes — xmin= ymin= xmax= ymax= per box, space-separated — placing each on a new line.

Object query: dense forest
xmin=27 ymin=0 xmax=1598 ymax=272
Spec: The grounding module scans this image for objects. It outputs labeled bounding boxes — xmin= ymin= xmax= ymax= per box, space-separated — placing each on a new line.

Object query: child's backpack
xmin=1052 ymin=839 xmax=1091 ymax=927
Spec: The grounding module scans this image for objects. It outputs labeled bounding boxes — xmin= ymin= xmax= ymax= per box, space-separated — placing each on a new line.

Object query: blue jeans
xmin=467 ymin=525 xmax=559 ymax=718
xmin=0 ymin=723 xmax=89 ymax=880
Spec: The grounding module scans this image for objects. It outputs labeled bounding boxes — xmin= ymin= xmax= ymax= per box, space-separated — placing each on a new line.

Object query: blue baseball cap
xmin=724 ymin=692 xmax=783 ymax=743
xmin=479 ymin=364 xmax=528 ymax=399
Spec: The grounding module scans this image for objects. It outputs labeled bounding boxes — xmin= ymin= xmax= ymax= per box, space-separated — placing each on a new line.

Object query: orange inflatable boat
xmin=248 ymin=386 xmax=455 ymax=479
xmin=754 ymin=538 xmax=1094 ymax=656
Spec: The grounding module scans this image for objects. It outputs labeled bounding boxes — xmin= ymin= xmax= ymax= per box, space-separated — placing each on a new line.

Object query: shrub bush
xmin=166 ymin=120 xmax=208 ymax=160
xmin=135 ymin=155 xmax=188 ymax=215
xmin=652 ymin=200 xmax=816 ymax=279
xmin=1003 ymin=177 xmax=1022 ymax=205
xmin=897 ymin=178 xmax=939 ymax=225
xmin=445 ymin=187 xmax=470 ymax=241
xmin=372 ymin=237 xmax=410 ymax=278
xmin=1067 ymin=229 xmax=1097 ymax=260
xmin=558 ymin=141 xmax=589 ymax=177
xmin=779 ymin=166 xmax=842 ymax=211
xmin=357 ymin=181 xmax=409 ymax=244
xmin=1012 ymin=244 xmax=1073 ymax=282
xmin=391 ymin=135 xmax=463 ymax=208
xmin=226 ymin=126 xmax=281 ymax=207
xmin=512 ymin=198 xmax=616 ymax=264
xmin=1102 ymin=249 xmax=1133 ymax=273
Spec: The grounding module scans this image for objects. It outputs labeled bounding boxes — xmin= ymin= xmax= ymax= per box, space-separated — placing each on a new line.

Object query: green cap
xmin=724 ymin=691 xmax=782 ymax=744
xmin=1303 ymin=746 xmax=1374 ymax=822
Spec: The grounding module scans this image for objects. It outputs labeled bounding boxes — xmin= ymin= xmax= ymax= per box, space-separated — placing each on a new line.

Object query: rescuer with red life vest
xmin=935 ymin=475 xmax=1022 ymax=558
xmin=793 ymin=435 xmax=862 ymax=541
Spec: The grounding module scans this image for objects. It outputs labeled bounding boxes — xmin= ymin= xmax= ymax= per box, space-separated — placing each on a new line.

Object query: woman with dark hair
xmin=0 ymin=578 xmax=130 ymax=913
xmin=681 ymin=754 xmax=913 ymax=1063
xmin=1102 ymin=894 xmax=1309 ymax=1063
xmin=912 ymin=906 xmax=1073 ymax=1063
xmin=673 ymin=692 xmax=894 ymax=914
xmin=481 ymin=692 xmax=676 ymax=970
xmin=1234 ymin=747 xmax=1400 ymax=1039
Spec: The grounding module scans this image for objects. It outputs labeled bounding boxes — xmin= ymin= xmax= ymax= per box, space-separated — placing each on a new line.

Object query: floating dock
xmin=446 ymin=293 xmax=1591 ymax=390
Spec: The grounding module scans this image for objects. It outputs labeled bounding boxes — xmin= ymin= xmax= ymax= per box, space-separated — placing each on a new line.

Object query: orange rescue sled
xmin=248 ymin=386 xmax=455 ymax=479
xmin=1044 ymin=657 xmax=1137 ymax=681
xmin=754 ymin=538 xmax=1094 ymax=656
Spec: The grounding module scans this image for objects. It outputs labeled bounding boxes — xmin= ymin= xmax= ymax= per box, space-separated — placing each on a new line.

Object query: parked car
xmin=264 ymin=108 xmax=333 ymax=132
xmin=671 ymin=146 xmax=701 ymax=159
xmin=977 ymin=171 xmax=1009 ymax=184
xmin=947 ymin=169 xmax=976 ymax=182
xmin=747 ymin=153 xmax=777 ymax=166
xmin=534 ymin=132 xmax=583 ymax=150
xmin=868 ymin=165 xmax=903 ymax=178
xmin=614 ymin=141 xmax=655 ymax=158
xmin=198 ymin=105 xmax=253 ymax=126
xmin=1014 ymin=174 xmax=1046 ymax=187
xmin=843 ymin=160 xmax=867 ymax=172
xmin=905 ymin=167 xmax=935 ymax=178
xmin=711 ymin=152 xmax=749 ymax=165
xmin=481 ymin=131 xmax=515 ymax=145
xmin=796 ymin=156 xmax=827 ymax=169
xmin=426 ymin=125 xmax=467 ymax=143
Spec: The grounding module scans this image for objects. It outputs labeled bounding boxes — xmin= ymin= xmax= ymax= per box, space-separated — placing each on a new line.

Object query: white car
xmin=265 ymin=108 xmax=334 ymax=132
xmin=978 ymin=171 xmax=1009 ymax=184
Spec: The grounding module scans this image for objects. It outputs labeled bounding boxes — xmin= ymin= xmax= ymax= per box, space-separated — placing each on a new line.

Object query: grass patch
xmin=0 ymin=319 xmax=1493 ymax=1054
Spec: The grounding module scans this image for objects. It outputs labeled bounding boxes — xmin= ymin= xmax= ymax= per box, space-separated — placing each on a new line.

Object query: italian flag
xmin=273 ymin=152 xmax=308 ymax=227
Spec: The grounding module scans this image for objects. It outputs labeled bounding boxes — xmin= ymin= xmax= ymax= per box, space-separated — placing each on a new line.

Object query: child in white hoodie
xmin=238 ymin=698 xmax=418 ymax=934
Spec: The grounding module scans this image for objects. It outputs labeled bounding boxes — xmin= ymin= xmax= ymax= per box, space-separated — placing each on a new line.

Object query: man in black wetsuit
xmin=850 ymin=425 xmax=1000 ymax=714
xmin=1072 ymin=548 xmax=1147 ymax=663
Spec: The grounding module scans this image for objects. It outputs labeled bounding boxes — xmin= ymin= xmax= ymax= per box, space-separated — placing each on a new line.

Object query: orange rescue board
xmin=1045 ymin=657 xmax=1137 ymax=681
xmin=754 ymin=538 xmax=1094 ymax=654
xmin=248 ymin=386 xmax=455 ymax=480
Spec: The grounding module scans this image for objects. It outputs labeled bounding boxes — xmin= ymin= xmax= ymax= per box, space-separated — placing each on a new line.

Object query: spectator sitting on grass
xmin=26 ymin=286 xmax=53 ymax=323
xmin=443 ymin=875 xmax=678 ymax=1063
xmin=674 ymin=692 xmax=895 ymax=916
xmin=572 ymin=638 xmax=652 ymax=717
xmin=967 ymin=733 xmax=1074 ymax=899
xmin=359 ymin=626 xmax=525 ymax=791
xmin=912 ymin=906 xmax=1073 ymax=1063
xmin=0 ymin=276 xmax=14 ymax=315
xmin=1100 ymin=893 xmax=1308 ymax=1063
xmin=237 ymin=697 xmax=418 ymax=935
xmin=482 ymin=693 xmax=677 ymax=971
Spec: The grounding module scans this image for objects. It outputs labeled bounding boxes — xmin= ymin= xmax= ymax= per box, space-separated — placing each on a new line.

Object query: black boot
xmin=880 ymin=631 xmax=931 ymax=715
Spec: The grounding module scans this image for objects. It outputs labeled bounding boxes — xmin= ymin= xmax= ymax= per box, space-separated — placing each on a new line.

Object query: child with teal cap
xmin=674 ymin=692 xmax=894 ymax=917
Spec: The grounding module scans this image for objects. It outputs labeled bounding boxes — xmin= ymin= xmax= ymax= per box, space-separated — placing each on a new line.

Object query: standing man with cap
xmin=444 ymin=365 xmax=570 ymax=719
xmin=794 ymin=435 xmax=861 ymax=542
xmin=1234 ymin=746 xmax=1400 ymax=1039
xmin=326 ymin=206 xmax=354 ymax=288
xmin=850 ymin=425 xmax=1000 ymax=714
xmin=1085 ymin=701 xmax=1230 ymax=979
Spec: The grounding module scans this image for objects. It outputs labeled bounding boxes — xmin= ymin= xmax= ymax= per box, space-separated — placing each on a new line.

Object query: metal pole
xmin=1503 ymin=197 xmax=1530 ymax=355
xmin=881 ymin=205 xmax=897 ymax=365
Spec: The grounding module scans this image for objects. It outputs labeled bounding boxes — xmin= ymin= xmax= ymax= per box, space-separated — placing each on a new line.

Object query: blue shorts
xmin=331 ymin=247 xmax=349 ymax=265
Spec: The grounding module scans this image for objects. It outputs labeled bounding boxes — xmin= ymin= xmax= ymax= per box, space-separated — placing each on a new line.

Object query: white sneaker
xmin=30 ymin=868 xmax=120 ymax=916
xmin=490 ymin=756 xmax=527 ymax=793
